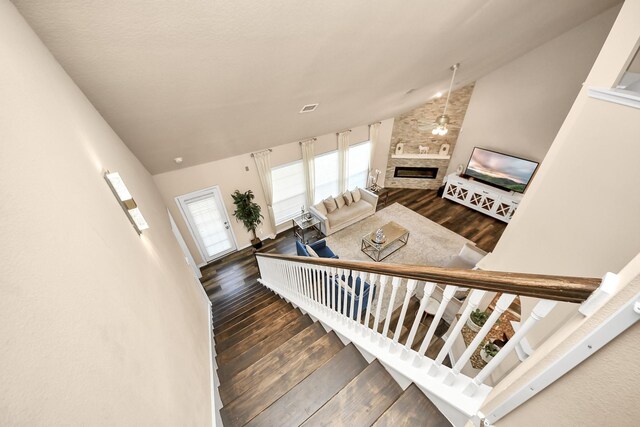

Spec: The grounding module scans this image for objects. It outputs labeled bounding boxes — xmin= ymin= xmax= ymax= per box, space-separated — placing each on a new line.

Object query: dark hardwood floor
xmin=201 ymin=187 xmax=506 ymax=294
xmin=205 ymin=188 xmax=505 ymax=425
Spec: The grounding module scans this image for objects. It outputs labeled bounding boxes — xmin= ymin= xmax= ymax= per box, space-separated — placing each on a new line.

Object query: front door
xmin=176 ymin=186 xmax=237 ymax=263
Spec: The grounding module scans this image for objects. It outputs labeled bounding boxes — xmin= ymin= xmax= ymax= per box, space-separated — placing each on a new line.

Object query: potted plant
xmin=231 ymin=190 xmax=264 ymax=249
xmin=480 ymin=341 xmax=501 ymax=363
xmin=466 ymin=308 xmax=490 ymax=332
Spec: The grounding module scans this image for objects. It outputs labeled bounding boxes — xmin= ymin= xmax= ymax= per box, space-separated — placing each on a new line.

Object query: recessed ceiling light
xmin=174 ymin=157 xmax=183 ymax=164
xmin=299 ymin=103 xmax=319 ymax=113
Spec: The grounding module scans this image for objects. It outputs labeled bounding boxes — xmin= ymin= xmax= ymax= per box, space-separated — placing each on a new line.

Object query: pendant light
xmin=432 ymin=63 xmax=460 ymax=136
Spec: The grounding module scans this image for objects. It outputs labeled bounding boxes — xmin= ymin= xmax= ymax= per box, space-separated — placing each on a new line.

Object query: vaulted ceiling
xmin=12 ymin=0 xmax=619 ymax=174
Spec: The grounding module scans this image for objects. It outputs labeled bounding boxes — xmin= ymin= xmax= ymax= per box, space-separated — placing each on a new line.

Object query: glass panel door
xmin=176 ymin=186 xmax=237 ymax=262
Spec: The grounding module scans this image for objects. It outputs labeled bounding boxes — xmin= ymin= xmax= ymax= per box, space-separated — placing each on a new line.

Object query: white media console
xmin=442 ymin=173 xmax=523 ymax=223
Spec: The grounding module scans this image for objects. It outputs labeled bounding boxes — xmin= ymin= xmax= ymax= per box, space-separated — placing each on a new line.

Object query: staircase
xmin=212 ymin=280 xmax=451 ymax=426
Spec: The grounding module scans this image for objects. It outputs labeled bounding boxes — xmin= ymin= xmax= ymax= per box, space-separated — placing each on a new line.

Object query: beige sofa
xmin=309 ymin=187 xmax=379 ymax=236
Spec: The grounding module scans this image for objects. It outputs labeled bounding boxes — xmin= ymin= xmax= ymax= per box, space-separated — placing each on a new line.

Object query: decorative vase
xmin=374 ymin=228 xmax=385 ymax=243
xmin=480 ymin=348 xmax=493 ymax=363
xmin=466 ymin=317 xmax=482 ymax=332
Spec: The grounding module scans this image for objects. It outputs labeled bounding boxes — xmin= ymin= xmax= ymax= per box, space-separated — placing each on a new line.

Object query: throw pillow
xmin=305 ymin=244 xmax=319 ymax=257
xmin=335 ymin=194 xmax=345 ymax=209
xmin=323 ymin=197 xmax=338 ymax=213
xmin=343 ymin=191 xmax=353 ymax=206
xmin=351 ymin=188 xmax=361 ymax=203
xmin=313 ymin=201 xmax=327 ymax=216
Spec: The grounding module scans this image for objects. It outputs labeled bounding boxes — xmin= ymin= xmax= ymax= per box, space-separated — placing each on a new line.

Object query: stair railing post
xmin=349 ymin=270 xmax=358 ymax=321
xmin=382 ymin=277 xmax=401 ymax=340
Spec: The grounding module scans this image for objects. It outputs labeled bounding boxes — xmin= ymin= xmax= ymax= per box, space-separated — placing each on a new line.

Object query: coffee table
xmin=361 ymin=221 xmax=410 ymax=262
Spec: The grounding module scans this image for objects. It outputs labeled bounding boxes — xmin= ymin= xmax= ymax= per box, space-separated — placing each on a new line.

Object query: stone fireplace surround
xmin=384 ymin=83 xmax=475 ymax=190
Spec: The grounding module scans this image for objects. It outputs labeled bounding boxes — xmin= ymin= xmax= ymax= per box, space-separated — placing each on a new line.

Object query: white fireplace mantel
xmin=391 ymin=153 xmax=451 ymax=160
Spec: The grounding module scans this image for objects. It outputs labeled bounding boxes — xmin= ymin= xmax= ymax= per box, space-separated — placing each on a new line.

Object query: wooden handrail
xmin=255 ymin=253 xmax=601 ymax=303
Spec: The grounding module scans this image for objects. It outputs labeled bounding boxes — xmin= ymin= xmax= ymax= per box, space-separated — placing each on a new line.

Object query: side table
xmin=368 ymin=186 xmax=390 ymax=210
xmin=292 ymin=214 xmax=321 ymax=244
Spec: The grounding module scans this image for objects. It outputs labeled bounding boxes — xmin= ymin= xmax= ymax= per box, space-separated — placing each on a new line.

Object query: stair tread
xmin=214 ymin=298 xmax=289 ymax=337
xmin=372 ymin=384 xmax=450 ymax=427
xmin=213 ymin=288 xmax=272 ymax=319
xmin=247 ymin=344 xmax=368 ymax=427
xmin=220 ymin=331 xmax=344 ymax=427
xmin=211 ymin=284 xmax=266 ymax=309
xmin=219 ymin=322 xmax=326 ymax=403
xmin=214 ymin=301 xmax=292 ymax=348
xmin=301 ymin=360 xmax=403 ymax=427
xmin=217 ymin=314 xmax=314 ymax=379
xmin=215 ymin=306 xmax=302 ymax=362
xmin=209 ymin=280 xmax=261 ymax=302
xmin=213 ymin=293 xmax=279 ymax=328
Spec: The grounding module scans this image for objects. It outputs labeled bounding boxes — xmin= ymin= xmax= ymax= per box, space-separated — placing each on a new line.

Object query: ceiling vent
xmin=299 ymin=103 xmax=319 ymax=113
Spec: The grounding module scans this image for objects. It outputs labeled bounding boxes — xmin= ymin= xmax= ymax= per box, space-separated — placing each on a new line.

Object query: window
xmin=348 ymin=141 xmax=371 ymax=189
xmin=272 ymin=160 xmax=306 ymax=224
xmin=314 ymin=150 xmax=339 ymax=203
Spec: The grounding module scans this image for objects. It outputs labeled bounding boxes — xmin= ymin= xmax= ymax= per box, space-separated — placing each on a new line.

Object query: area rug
xmin=324 ymin=203 xmax=472 ymax=321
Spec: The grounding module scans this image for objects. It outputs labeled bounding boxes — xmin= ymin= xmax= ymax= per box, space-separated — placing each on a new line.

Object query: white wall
xmin=0 ymin=2 xmax=212 ymax=425
xmin=477 ymin=0 xmax=640 ymax=423
xmin=153 ymin=118 xmax=394 ymax=266
xmin=447 ymin=5 xmax=620 ymax=174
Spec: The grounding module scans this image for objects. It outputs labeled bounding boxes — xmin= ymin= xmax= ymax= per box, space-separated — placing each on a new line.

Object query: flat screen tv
xmin=464 ymin=147 xmax=539 ymax=194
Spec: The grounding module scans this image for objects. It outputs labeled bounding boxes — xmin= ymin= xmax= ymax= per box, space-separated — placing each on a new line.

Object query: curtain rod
xmin=250 ymin=148 xmax=272 ymax=157
xmin=370 ymin=121 xmax=382 ymax=126
xmin=298 ymin=137 xmax=318 ymax=145
xmin=336 ymin=129 xmax=352 ymax=135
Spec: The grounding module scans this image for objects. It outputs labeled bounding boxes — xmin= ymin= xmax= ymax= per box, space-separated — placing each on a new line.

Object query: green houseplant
xmin=231 ymin=190 xmax=264 ymax=249
xmin=480 ymin=341 xmax=501 ymax=363
xmin=466 ymin=308 xmax=490 ymax=332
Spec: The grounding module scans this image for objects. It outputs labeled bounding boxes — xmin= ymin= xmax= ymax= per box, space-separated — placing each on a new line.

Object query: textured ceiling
xmin=12 ymin=0 xmax=619 ymax=174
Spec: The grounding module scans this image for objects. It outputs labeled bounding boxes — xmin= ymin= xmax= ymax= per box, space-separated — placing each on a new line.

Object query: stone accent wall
xmin=385 ymin=83 xmax=475 ymax=189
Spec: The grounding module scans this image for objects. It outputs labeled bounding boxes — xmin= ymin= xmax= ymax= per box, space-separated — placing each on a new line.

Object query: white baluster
xmin=416 ymin=285 xmax=458 ymax=360
xmin=393 ymin=279 xmax=417 ymax=343
xmin=382 ymin=277 xmax=401 ymax=338
xmin=363 ymin=273 xmax=378 ymax=334
xmin=329 ymin=267 xmax=336 ymax=313
xmin=463 ymin=299 xmax=557 ymax=396
xmin=336 ymin=268 xmax=343 ymax=316
xmin=356 ymin=272 xmax=367 ymax=325
xmin=373 ymin=275 xmax=388 ymax=334
xmin=349 ymin=270 xmax=358 ymax=321
xmin=429 ymin=290 xmax=486 ymax=376
xmin=341 ymin=269 xmax=350 ymax=319
xmin=405 ymin=282 xmax=436 ymax=351
xmin=444 ymin=293 xmax=515 ymax=385
xmin=321 ymin=266 xmax=327 ymax=308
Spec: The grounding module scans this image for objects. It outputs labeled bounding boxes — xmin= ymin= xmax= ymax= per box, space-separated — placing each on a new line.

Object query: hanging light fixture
xmin=432 ymin=63 xmax=460 ymax=136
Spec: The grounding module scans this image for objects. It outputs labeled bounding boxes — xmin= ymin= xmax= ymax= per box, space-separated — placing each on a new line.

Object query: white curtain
xmin=369 ymin=122 xmax=380 ymax=173
xmin=300 ymin=139 xmax=315 ymax=209
xmin=252 ymin=149 xmax=276 ymax=232
xmin=337 ymin=130 xmax=350 ymax=192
